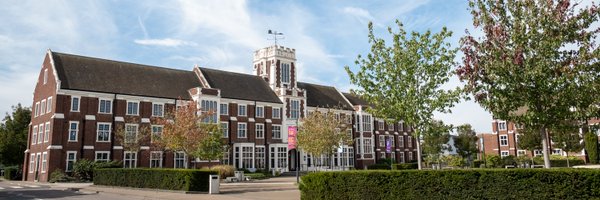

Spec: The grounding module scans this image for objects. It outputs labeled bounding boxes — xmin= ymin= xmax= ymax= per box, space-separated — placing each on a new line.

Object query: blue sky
xmin=0 ymin=0 xmax=496 ymax=133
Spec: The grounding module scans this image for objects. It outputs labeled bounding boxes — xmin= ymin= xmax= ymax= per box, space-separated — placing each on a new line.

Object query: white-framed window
xmin=38 ymin=123 xmax=44 ymax=144
xmin=272 ymin=125 xmax=281 ymax=139
xmin=99 ymin=99 xmax=112 ymax=114
xmin=380 ymin=152 xmax=386 ymax=160
xmin=222 ymin=146 xmax=230 ymax=165
xmin=66 ymin=151 xmax=77 ymax=172
xmin=500 ymin=135 xmax=508 ymax=146
xmin=41 ymin=152 xmax=48 ymax=173
xmin=71 ymin=97 xmax=80 ymax=112
xmin=255 ymin=146 xmax=266 ymax=169
xmin=46 ymin=97 xmax=52 ymax=113
xmin=407 ymin=136 xmax=412 ymax=148
xmin=150 ymin=151 xmax=163 ymax=168
xmin=378 ymin=121 xmax=384 ymax=130
xmin=399 ymin=152 xmax=405 ymax=163
xmin=534 ymin=149 xmax=543 ymax=156
xmin=95 ymin=151 xmax=110 ymax=162
xmin=515 ymin=123 xmax=523 ymax=129
xmin=356 ymin=138 xmax=362 ymax=155
xmin=44 ymin=122 xmax=50 ymax=142
xmin=68 ymin=121 xmax=79 ymax=142
xmin=398 ymin=136 xmax=404 ymax=147
xmin=240 ymin=146 xmax=254 ymax=169
xmin=40 ymin=99 xmax=46 ymax=116
xmin=277 ymin=147 xmax=288 ymax=169
xmin=272 ymin=108 xmax=281 ymax=119
xmin=220 ymin=103 xmax=228 ymax=115
xmin=256 ymin=106 xmax=264 ymax=118
xmin=123 ymin=151 xmax=137 ymax=168
xmin=363 ymin=138 xmax=373 ymax=154
xmin=500 ymin=151 xmax=509 ymax=158
xmin=388 ymin=123 xmax=394 ymax=131
xmin=408 ymin=152 xmax=414 ymax=161
xmin=29 ymin=154 xmax=35 ymax=173
xmin=390 ymin=135 xmax=395 ymax=147
xmin=126 ymin=101 xmax=139 ymax=115
xmin=200 ymin=100 xmax=217 ymax=123
xmin=552 ymin=149 xmax=562 ymax=155
xmin=256 ymin=123 xmax=265 ymax=138
xmin=346 ymin=114 xmax=352 ymax=124
xmin=517 ymin=150 xmax=526 ymax=156
xmin=32 ymin=125 xmax=38 ymax=145
xmin=125 ymin=124 xmax=138 ymax=143
xmin=221 ymin=122 xmax=229 ymax=138
xmin=237 ymin=122 xmax=247 ymax=138
xmin=152 ymin=103 xmax=164 ymax=117
xmin=398 ymin=122 xmax=404 ymax=131
xmin=238 ymin=104 xmax=247 ymax=116
xmin=151 ymin=125 xmax=163 ymax=143
xmin=43 ymin=68 xmax=48 ymax=85
xmin=281 ymin=63 xmax=291 ymax=84
xmin=35 ymin=102 xmax=40 ymax=117
xmin=379 ymin=135 xmax=385 ymax=147
xmin=498 ymin=121 xmax=507 ymax=131
xmin=174 ymin=152 xmax=187 ymax=168
xmin=290 ymin=100 xmax=300 ymax=119
xmin=362 ymin=115 xmax=372 ymax=132
xmin=96 ymin=123 xmax=111 ymax=142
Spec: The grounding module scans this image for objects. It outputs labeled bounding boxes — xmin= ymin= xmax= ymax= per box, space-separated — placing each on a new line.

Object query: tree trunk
xmin=416 ymin=130 xmax=423 ymax=170
xmin=566 ymin=152 xmax=570 ymax=168
xmin=540 ymin=127 xmax=551 ymax=168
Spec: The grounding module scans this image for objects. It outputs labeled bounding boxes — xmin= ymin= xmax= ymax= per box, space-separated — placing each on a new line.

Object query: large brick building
xmin=24 ymin=45 xmax=417 ymax=182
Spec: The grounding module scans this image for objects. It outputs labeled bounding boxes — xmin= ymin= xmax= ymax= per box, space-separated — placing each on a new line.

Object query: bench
xmin=225 ymin=177 xmax=239 ymax=183
xmin=505 ymin=165 xmax=515 ymax=168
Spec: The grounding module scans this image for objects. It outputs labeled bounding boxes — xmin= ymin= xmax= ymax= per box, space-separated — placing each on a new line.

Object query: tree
xmin=297 ymin=109 xmax=352 ymax=168
xmin=155 ymin=101 xmax=222 ymax=168
xmin=0 ymin=104 xmax=31 ymax=167
xmin=550 ymin=120 xmax=583 ymax=167
xmin=454 ymin=124 xmax=479 ymax=167
xmin=346 ymin=20 xmax=462 ymax=169
xmin=114 ymin=123 xmax=151 ymax=153
xmin=421 ymin=120 xmax=452 ymax=168
xmin=457 ymin=0 xmax=600 ymax=168
xmin=584 ymin=131 xmax=599 ymax=164
xmin=517 ymin=126 xmax=542 ymax=166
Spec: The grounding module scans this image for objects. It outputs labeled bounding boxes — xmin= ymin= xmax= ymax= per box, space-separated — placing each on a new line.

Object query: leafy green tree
xmin=346 ymin=20 xmax=461 ymax=169
xmin=584 ymin=131 xmax=599 ymax=164
xmin=421 ymin=120 xmax=452 ymax=168
xmin=297 ymin=109 xmax=352 ymax=168
xmin=0 ymin=104 xmax=31 ymax=167
xmin=517 ymin=126 xmax=542 ymax=165
xmin=457 ymin=0 xmax=600 ymax=168
xmin=454 ymin=124 xmax=479 ymax=167
xmin=550 ymin=121 xmax=583 ymax=167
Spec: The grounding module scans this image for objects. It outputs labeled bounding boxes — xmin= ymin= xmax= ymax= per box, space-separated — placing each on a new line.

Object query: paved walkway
xmin=2 ymin=176 xmax=300 ymax=200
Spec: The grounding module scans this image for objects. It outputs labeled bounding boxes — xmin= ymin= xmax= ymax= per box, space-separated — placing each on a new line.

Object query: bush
xmin=299 ymin=169 xmax=600 ymax=199
xmin=367 ymin=164 xmax=390 ymax=170
xmin=392 ymin=163 xmax=418 ymax=170
xmin=533 ymin=156 xmax=585 ymax=167
xmin=501 ymin=155 xmax=517 ymax=166
xmin=246 ymin=173 xmax=268 ymax=180
xmin=209 ymin=165 xmax=235 ymax=179
xmin=473 ymin=160 xmax=484 ymax=168
xmin=585 ymin=131 xmax=599 ymax=164
xmin=73 ymin=159 xmax=122 ymax=181
xmin=3 ymin=166 xmax=21 ymax=180
xmin=94 ymin=168 xmax=218 ymax=191
xmin=485 ymin=155 xmax=502 ymax=168
xmin=49 ymin=169 xmax=75 ymax=183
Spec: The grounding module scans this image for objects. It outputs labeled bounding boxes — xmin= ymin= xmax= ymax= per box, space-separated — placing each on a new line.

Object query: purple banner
xmin=386 ymin=139 xmax=392 ymax=153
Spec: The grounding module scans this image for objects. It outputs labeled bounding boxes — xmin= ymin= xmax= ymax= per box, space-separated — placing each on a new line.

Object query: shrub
xmin=73 ymin=159 xmax=122 ymax=181
xmin=585 ymin=131 xmax=599 ymax=164
xmin=246 ymin=173 xmax=268 ymax=180
xmin=94 ymin=168 xmax=218 ymax=191
xmin=485 ymin=155 xmax=502 ymax=168
xmin=49 ymin=169 xmax=75 ymax=183
xmin=392 ymin=163 xmax=418 ymax=170
xmin=376 ymin=158 xmax=393 ymax=166
xmin=501 ymin=155 xmax=517 ymax=166
xmin=210 ymin=165 xmax=235 ymax=179
xmin=473 ymin=160 xmax=484 ymax=168
xmin=299 ymin=169 xmax=600 ymax=199
xmin=533 ymin=156 xmax=585 ymax=167
xmin=367 ymin=164 xmax=390 ymax=170
xmin=3 ymin=166 xmax=21 ymax=180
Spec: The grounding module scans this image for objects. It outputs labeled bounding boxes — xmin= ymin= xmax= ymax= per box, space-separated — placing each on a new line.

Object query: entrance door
xmin=288 ymin=149 xmax=297 ymax=171
xmin=34 ymin=154 xmax=41 ymax=182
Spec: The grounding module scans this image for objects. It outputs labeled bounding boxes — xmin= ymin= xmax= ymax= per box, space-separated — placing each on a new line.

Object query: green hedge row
xmin=3 ymin=166 xmax=20 ymax=180
xmin=392 ymin=163 xmax=418 ymax=170
xmin=299 ymin=169 xmax=600 ymax=199
xmin=94 ymin=168 xmax=218 ymax=192
xmin=367 ymin=164 xmax=390 ymax=170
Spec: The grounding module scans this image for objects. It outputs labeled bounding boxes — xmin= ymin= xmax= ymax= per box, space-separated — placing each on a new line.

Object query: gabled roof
xmin=297 ymin=82 xmax=353 ymax=111
xmin=51 ymin=52 xmax=201 ymax=100
xmin=342 ymin=92 xmax=370 ymax=106
xmin=199 ymin=68 xmax=282 ymax=104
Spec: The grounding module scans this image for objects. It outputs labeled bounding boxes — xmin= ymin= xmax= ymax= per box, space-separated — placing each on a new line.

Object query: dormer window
xmin=281 ymin=63 xmax=290 ymax=84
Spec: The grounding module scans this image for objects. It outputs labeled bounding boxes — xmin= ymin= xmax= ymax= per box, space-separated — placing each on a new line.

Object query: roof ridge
xmin=297 ymin=81 xmax=337 ymax=88
xmin=52 ymin=51 xmax=192 ymax=73
xmin=199 ymin=67 xmax=257 ymax=78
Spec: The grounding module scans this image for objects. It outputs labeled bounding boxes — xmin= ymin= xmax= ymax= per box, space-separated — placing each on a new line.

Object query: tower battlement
xmin=253 ymin=45 xmax=296 ymax=61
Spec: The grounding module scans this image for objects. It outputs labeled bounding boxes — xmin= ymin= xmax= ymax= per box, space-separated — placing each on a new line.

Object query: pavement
xmin=0 ymin=176 xmax=300 ymax=200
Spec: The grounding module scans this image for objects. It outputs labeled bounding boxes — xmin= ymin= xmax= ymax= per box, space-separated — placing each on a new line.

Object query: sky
xmin=0 ymin=0 xmax=498 ymax=133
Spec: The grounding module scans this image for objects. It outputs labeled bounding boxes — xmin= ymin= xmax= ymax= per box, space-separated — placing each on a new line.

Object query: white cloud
xmin=134 ymin=38 xmax=197 ymax=47
xmin=343 ymin=7 xmax=374 ymax=21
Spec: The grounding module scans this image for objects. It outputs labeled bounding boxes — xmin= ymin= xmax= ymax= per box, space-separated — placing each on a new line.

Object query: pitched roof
xmin=342 ymin=92 xmax=370 ymax=106
xmin=51 ymin=51 xmax=200 ymax=99
xmin=297 ymin=82 xmax=353 ymax=110
xmin=199 ymin=68 xmax=282 ymax=104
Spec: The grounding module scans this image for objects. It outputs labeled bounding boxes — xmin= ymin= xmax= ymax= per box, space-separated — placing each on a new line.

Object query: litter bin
xmin=234 ymin=171 xmax=244 ymax=181
xmin=209 ymin=175 xmax=220 ymax=194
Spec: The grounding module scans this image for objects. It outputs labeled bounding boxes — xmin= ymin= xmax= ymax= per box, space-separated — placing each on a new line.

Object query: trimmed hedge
xmin=392 ymin=163 xmax=418 ymax=170
xmin=3 ymin=166 xmax=20 ymax=180
xmin=366 ymin=164 xmax=390 ymax=170
xmin=299 ymin=169 xmax=600 ymax=199
xmin=94 ymin=168 xmax=218 ymax=192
